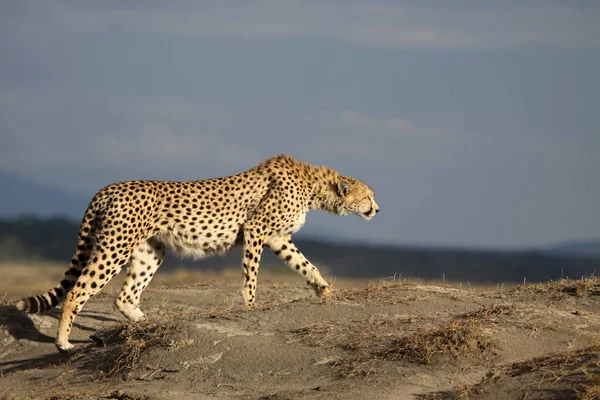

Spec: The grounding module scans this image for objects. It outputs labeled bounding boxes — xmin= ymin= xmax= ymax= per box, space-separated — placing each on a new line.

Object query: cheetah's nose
xmin=375 ymin=209 xmax=380 ymax=214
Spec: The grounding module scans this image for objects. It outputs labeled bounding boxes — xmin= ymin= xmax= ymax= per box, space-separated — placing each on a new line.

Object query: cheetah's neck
xmin=256 ymin=154 xmax=347 ymax=216
xmin=305 ymin=165 xmax=346 ymax=216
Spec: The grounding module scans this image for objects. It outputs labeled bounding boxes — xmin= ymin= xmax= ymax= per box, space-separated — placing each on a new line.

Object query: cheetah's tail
xmin=13 ymin=283 xmax=68 ymax=314
xmin=13 ymin=253 xmax=91 ymax=313
xmin=13 ymin=191 xmax=109 ymax=314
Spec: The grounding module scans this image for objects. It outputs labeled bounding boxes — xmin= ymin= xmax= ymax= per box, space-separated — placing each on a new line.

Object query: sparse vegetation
xmin=377 ymin=316 xmax=492 ymax=364
xmin=452 ymin=345 xmax=600 ymax=400
xmin=512 ymin=275 xmax=600 ymax=298
xmin=290 ymin=301 xmax=510 ymax=378
xmin=78 ymin=321 xmax=180 ymax=378
xmin=338 ymin=307 xmax=502 ymax=377
xmin=1 ymin=272 xmax=599 ymax=399
xmin=331 ymin=279 xmax=406 ymax=303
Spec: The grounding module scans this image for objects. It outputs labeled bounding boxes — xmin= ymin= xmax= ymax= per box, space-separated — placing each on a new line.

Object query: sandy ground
xmin=0 ymin=265 xmax=599 ymax=400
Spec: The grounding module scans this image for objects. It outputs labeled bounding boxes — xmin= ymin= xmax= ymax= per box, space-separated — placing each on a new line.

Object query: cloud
xmin=88 ymin=123 xmax=261 ymax=171
xmin=0 ymin=90 xmax=265 ymax=188
xmin=3 ymin=1 xmax=599 ymax=49
xmin=339 ymin=110 xmax=458 ymax=139
xmin=341 ymin=111 xmax=380 ymax=128
xmin=386 ymin=117 xmax=417 ymax=132
xmin=342 ymin=110 xmax=417 ymax=133
xmin=0 ymin=90 xmax=417 ymax=190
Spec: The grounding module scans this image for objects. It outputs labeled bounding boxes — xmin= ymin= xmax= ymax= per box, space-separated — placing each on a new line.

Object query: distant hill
xmin=0 ymin=173 xmax=89 ymax=219
xmin=545 ymin=240 xmax=600 ymax=258
xmin=0 ymin=217 xmax=598 ymax=284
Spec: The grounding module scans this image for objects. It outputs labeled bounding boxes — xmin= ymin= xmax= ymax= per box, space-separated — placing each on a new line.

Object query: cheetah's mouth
xmin=361 ymin=208 xmax=375 ymax=220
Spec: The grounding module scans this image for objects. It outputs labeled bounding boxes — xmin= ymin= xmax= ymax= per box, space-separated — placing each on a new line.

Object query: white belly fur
xmin=154 ymin=231 xmax=237 ymax=259
xmin=282 ymin=211 xmax=307 ymax=235
xmin=154 ymin=212 xmax=306 ymax=257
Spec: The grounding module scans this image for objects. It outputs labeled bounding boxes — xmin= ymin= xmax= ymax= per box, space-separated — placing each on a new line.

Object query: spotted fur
xmin=14 ymin=154 xmax=379 ymax=352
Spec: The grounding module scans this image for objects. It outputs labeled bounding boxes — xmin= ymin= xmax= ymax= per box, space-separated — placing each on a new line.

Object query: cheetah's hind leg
xmin=114 ymin=238 xmax=165 ymax=322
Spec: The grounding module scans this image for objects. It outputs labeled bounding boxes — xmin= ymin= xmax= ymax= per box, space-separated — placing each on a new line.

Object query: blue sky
xmin=0 ymin=1 xmax=598 ymax=248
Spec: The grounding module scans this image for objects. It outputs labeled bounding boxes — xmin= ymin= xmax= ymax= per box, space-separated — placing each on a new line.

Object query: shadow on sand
xmin=0 ymin=305 xmax=122 ymax=374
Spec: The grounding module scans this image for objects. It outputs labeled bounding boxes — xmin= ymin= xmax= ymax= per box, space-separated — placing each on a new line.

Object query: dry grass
xmin=75 ymin=321 xmax=179 ymax=378
xmin=580 ymin=380 xmax=600 ymax=400
xmin=456 ymin=304 xmax=513 ymax=320
xmin=512 ymin=275 xmax=600 ymax=298
xmin=108 ymin=322 xmax=178 ymax=376
xmin=453 ymin=345 xmax=600 ymax=400
xmin=291 ymin=303 xmax=510 ymax=378
xmin=44 ymin=392 xmax=93 ymax=400
xmin=331 ymin=280 xmax=407 ymax=303
xmin=376 ymin=317 xmax=492 ymax=365
xmin=44 ymin=390 xmax=150 ymax=400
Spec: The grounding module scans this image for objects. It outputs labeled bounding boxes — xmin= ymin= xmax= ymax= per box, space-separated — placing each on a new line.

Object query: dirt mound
xmin=1 ymin=276 xmax=599 ymax=399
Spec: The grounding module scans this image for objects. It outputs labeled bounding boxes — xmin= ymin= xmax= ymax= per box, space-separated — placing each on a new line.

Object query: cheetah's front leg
xmin=240 ymin=229 xmax=265 ymax=307
xmin=267 ymin=235 xmax=331 ymax=298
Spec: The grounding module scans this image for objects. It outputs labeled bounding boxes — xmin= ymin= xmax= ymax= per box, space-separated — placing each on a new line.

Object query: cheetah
xmin=14 ymin=154 xmax=379 ymax=353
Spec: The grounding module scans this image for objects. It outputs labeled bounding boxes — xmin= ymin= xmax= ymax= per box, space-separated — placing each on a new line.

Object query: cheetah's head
xmin=336 ymin=177 xmax=379 ymax=220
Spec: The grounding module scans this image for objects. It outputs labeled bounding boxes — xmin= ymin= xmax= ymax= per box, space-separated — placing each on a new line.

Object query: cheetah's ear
xmin=337 ymin=179 xmax=351 ymax=197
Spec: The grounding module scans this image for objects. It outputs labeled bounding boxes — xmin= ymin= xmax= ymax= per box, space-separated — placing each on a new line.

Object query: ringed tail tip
xmin=14 ymin=299 xmax=27 ymax=312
